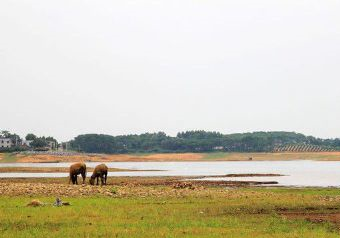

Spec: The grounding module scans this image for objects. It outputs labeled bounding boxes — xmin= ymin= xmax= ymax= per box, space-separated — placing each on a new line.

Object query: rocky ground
xmin=0 ymin=176 xmax=278 ymax=197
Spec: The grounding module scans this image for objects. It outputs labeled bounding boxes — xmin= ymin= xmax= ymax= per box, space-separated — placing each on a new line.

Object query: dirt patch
xmin=143 ymin=153 xmax=204 ymax=161
xmin=280 ymin=211 xmax=340 ymax=228
xmin=16 ymin=153 xmax=205 ymax=163
xmin=16 ymin=154 xmax=131 ymax=163
xmin=27 ymin=199 xmax=44 ymax=207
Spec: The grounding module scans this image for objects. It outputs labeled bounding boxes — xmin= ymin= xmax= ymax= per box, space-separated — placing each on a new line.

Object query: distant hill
xmin=69 ymin=131 xmax=340 ymax=154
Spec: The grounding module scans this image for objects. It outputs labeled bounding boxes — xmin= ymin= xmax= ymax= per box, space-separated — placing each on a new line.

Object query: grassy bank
xmin=0 ymin=153 xmax=18 ymax=163
xmin=1 ymin=187 xmax=340 ymax=237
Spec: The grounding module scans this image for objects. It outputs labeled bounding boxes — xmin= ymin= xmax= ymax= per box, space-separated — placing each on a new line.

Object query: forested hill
xmin=69 ymin=131 xmax=340 ymax=154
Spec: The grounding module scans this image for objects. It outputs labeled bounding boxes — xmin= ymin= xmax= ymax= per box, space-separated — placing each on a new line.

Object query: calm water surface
xmin=1 ymin=161 xmax=340 ymax=187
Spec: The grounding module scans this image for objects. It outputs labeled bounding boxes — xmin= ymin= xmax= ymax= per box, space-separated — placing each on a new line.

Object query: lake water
xmin=1 ymin=161 xmax=340 ymax=187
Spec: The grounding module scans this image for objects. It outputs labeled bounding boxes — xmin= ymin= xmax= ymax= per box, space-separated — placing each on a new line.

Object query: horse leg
xmin=82 ymin=172 xmax=86 ymax=184
xmin=100 ymin=175 xmax=104 ymax=186
xmin=75 ymin=175 xmax=78 ymax=185
xmin=96 ymin=177 xmax=99 ymax=185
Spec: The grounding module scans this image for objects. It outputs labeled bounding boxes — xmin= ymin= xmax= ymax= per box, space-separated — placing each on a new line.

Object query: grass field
xmin=1 ymin=185 xmax=340 ymax=237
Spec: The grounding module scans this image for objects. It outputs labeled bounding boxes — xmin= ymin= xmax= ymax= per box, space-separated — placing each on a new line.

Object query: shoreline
xmin=0 ymin=175 xmax=280 ymax=197
xmin=1 ymin=151 xmax=340 ymax=163
xmin=0 ymin=175 xmax=338 ymax=196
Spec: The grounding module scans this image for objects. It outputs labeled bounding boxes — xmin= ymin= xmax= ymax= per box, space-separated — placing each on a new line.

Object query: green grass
xmin=0 ymin=153 xmax=18 ymax=163
xmin=1 ymin=188 xmax=340 ymax=237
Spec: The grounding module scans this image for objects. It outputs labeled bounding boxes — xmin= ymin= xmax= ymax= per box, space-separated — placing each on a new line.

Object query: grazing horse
xmin=89 ymin=164 xmax=108 ymax=186
xmin=69 ymin=162 xmax=86 ymax=185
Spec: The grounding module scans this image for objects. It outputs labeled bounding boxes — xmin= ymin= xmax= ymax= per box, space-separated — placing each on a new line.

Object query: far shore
xmin=1 ymin=151 xmax=340 ymax=163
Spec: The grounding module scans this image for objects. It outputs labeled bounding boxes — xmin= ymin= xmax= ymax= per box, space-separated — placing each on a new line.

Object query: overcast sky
xmin=1 ymin=0 xmax=340 ymax=141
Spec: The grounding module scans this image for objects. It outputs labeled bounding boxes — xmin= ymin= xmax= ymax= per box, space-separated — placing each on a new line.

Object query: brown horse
xmin=69 ymin=162 xmax=86 ymax=185
xmin=89 ymin=164 xmax=108 ymax=186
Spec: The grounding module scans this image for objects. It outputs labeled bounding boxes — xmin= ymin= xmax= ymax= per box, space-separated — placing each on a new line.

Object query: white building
xmin=22 ymin=140 xmax=33 ymax=147
xmin=0 ymin=138 xmax=12 ymax=148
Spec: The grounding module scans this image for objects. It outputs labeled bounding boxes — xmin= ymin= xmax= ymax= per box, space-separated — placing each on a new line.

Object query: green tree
xmin=25 ymin=133 xmax=37 ymax=141
xmin=0 ymin=130 xmax=10 ymax=138
xmin=31 ymin=138 xmax=48 ymax=148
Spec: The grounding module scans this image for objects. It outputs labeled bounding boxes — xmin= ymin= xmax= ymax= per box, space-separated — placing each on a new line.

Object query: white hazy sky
xmin=1 ymin=0 xmax=340 ymax=141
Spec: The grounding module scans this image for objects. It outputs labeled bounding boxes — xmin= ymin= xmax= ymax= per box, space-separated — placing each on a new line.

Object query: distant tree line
xmin=0 ymin=130 xmax=58 ymax=152
xmin=69 ymin=131 xmax=340 ymax=154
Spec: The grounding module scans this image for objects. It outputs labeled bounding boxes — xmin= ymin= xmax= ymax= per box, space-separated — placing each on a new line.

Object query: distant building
xmin=22 ymin=140 xmax=33 ymax=147
xmin=58 ymin=142 xmax=70 ymax=151
xmin=213 ymin=146 xmax=224 ymax=151
xmin=0 ymin=138 xmax=12 ymax=148
xmin=47 ymin=141 xmax=57 ymax=150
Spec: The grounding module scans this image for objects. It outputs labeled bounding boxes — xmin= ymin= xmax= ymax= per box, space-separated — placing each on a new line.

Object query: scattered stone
xmin=54 ymin=198 xmax=63 ymax=206
xmin=27 ymin=199 xmax=44 ymax=207
xmin=173 ymin=182 xmax=195 ymax=190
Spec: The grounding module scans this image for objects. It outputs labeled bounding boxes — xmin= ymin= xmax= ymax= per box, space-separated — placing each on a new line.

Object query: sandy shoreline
xmin=1 ymin=151 xmax=340 ymax=163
